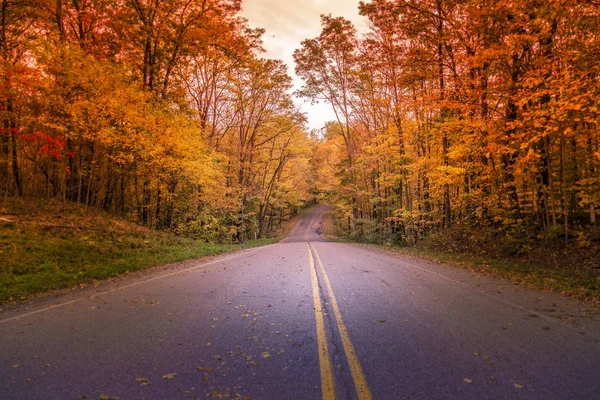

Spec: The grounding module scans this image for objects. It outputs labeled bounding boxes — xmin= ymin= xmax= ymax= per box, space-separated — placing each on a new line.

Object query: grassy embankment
xmin=0 ymin=198 xmax=285 ymax=305
xmin=321 ymin=211 xmax=600 ymax=305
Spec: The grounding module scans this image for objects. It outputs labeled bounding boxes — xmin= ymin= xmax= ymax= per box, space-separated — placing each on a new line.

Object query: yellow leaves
xmin=433 ymin=166 xmax=466 ymax=181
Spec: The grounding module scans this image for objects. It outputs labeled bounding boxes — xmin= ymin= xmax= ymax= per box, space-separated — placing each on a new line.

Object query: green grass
xmin=0 ymin=199 xmax=274 ymax=304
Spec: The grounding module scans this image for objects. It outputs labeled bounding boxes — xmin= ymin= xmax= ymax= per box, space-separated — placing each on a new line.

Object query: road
xmin=1 ymin=205 xmax=599 ymax=400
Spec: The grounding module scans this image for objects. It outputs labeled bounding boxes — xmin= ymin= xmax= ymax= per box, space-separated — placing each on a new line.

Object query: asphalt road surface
xmin=1 ymin=205 xmax=599 ymax=400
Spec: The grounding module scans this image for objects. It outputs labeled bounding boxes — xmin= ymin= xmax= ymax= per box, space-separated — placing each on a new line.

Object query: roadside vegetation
xmin=1 ymin=0 xmax=314 ymax=247
xmin=0 ymin=198 xmax=278 ymax=305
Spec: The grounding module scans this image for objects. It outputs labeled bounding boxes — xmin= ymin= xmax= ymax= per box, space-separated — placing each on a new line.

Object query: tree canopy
xmin=296 ymin=0 xmax=600 ymax=244
xmin=2 ymin=0 xmax=599 ymax=246
xmin=0 ymin=0 xmax=314 ymax=242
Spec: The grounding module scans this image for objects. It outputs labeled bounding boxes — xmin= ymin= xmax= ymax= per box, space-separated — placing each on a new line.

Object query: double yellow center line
xmin=307 ymin=240 xmax=373 ymax=400
xmin=308 ymin=245 xmax=336 ymax=398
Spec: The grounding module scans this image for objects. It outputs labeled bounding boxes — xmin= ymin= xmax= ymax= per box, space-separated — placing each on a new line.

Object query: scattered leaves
xmin=136 ymin=378 xmax=150 ymax=386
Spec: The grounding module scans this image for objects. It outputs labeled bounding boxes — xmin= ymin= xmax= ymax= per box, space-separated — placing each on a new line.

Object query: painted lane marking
xmin=0 ymin=246 xmax=268 ymax=325
xmin=304 ymin=210 xmax=335 ymax=399
xmin=307 ymin=244 xmax=336 ymax=400
xmin=311 ymin=244 xmax=373 ymax=400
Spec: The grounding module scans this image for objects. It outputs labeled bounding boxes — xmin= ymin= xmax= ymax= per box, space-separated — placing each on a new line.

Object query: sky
xmin=240 ymin=0 xmax=368 ymax=131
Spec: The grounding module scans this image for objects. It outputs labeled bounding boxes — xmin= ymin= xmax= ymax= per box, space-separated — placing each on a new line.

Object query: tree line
xmin=296 ymin=0 xmax=600 ymax=244
xmin=0 ymin=0 xmax=314 ymax=242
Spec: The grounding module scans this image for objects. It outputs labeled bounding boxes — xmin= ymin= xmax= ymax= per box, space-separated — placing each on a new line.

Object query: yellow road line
xmin=312 ymin=244 xmax=373 ymax=400
xmin=307 ymin=244 xmax=336 ymax=400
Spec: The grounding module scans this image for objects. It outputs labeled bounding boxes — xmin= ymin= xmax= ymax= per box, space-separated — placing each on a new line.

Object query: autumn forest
xmin=1 ymin=0 xmax=599 ymax=247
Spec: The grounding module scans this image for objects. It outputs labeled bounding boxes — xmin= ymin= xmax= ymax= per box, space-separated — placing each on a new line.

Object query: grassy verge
xmin=0 ymin=199 xmax=274 ymax=305
xmin=321 ymin=210 xmax=600 ymax=305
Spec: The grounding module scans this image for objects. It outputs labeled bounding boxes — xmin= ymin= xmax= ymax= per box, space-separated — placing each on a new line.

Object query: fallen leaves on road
xmin=136 ymin=377 xmax=150 ymax=386
xmin=514 ymin=383 xmax=524 ymax=389
xmin=261 ymin=352 xmax=271 ymax=358
xmin=463 ymin=378 xmax=473 ymax=384
xmin=162 ymin=373 xmax=177 ymax=380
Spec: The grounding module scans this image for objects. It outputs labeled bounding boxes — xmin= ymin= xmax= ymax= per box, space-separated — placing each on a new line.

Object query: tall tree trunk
xmin=437 ymin=0 xmax=451 ymax=227
xmin=9 ymin=110 xmax=21 ymax=196
xmin=56 ymin=0 xmax=65 ymax=41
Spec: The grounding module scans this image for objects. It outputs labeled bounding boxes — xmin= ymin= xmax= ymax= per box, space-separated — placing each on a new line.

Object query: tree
xmin=299 ymin=0 xmax=600 ymax=244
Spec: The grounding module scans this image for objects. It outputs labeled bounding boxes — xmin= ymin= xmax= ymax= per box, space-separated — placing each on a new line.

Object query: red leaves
xmin=18 ymin=131 xmax=75 ymax=160
xmin=0 ymin=127 xmax=21 ymax=135
xmin=0 ymin=65 xmax=41 ymax=100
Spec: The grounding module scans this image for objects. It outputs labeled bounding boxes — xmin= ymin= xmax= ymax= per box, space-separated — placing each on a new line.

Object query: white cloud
xmin=240 ymin=0 xmax=367 ymax=130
